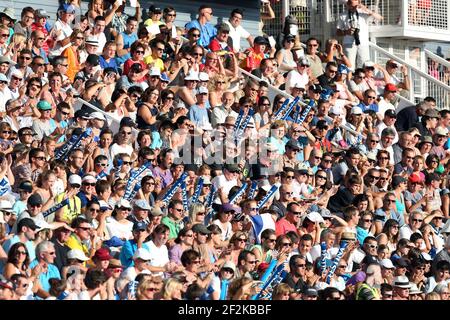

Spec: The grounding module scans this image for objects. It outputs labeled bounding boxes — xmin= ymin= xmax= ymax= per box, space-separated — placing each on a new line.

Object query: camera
xmin=353 ymin=28 xmax=360 ymax=45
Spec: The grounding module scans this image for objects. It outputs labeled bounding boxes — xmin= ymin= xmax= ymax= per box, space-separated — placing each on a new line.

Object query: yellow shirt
xmin=143 ymin=19 xmax=163 ymax=27
xmin=55 ymin=192 xmax=82 ymax=224
xmin=143 ymin=55 xmax=165 ymax=72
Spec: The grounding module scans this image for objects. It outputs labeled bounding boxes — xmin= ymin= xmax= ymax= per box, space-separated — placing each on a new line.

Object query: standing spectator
xmin=336 ymin=0 xmax=383 ymax=69
xmin=185 ymin=5 xmax=217 ymax=48
xmin=49 ymin=4 xmax=75 ymax=58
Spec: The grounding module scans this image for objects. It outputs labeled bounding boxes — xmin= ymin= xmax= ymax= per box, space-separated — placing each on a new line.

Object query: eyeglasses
xmin=96 ymin=163 xmax=108 ymax=167
xmin=16 ymin=250 xmax=27 ymax=255
xmin=120 ymin=131 xmax=132 ymax=135
xmin=83 ymin=182 xmax=96 ymax=187
xmin=34 ymin=156 xmax=46 ymax=161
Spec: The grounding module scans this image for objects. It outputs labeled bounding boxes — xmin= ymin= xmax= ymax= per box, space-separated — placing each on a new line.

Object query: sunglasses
xmin=120 ymin=131 xmax=132 ymax=135
xmin=83 ymin=182 xmax=96 ymax=187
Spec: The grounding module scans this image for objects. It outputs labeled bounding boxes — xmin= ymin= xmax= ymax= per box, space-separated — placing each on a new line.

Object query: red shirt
xmin=275 ymin=218 xmax=298 ymax=237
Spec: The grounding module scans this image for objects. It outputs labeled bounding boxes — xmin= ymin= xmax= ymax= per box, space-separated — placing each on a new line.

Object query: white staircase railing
xmin=424 ymin=48 xmax=450 ymax=86
xmin=369 ymin=42 xmax=450 ymax=109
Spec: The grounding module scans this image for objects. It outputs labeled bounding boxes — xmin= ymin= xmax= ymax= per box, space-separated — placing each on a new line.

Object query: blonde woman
xmin=208 ymin=74 xmax=229 ymax=108
xmin=161 ymin=278 xmax=183 ymax=300
xmin=4 ymin=32 xmax=26 ymax=61
xmin=136 ymin=277 xmax=159 ymax=300
xmin=189 ymin=203 xmax=207 ymax=226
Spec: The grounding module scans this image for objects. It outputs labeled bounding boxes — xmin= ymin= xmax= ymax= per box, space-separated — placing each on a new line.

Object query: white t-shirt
xmin=336 ymin=10 xmax=370 ymax=46
xmin=145 ymin=240 xmax=169 ymax=277
xmin=105 ymin=217 xmax=133 ymax=240
xmin=212 ymin=220 xmax=233 ymax=241
xmin=212 ymin=175 xmax=237 ymax=204
xmin=50 ymin=20 xmax=73 ymax=57
xmin=90 ymin=32 xmax=107 ymax=55
xmin=285 ymin=69 xmax=309 ymax=95
xmin=224 ymin=20 xmax=250 ymax=52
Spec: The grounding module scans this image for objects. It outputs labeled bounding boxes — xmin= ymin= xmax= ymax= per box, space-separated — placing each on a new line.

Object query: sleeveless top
xmin=116 ymin=32 xmax=138 ymax=65
xmin=136 ymin=103 xmax=158 ymax=130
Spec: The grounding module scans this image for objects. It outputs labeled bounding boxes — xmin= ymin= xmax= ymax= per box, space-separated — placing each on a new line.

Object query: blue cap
xmin=338 ymin=64 xmax=350 ymax=74
xmin=133 ymin=221 xmax=147 ymax=232
xmin=59 ymin=4 xmax=76 ymax=14
xmin=160 ymin=73 xmax=170 ymax=82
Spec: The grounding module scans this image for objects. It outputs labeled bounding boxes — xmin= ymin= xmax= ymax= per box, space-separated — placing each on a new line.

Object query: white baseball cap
xmin=90 ymin=111 xmax=106 ymax=121
xmin=68 ymin=175 xmax=82 ymax=185
xmin=133 ymin=248 xmax=152 ymax=261
xmin=351 ymin=106 xmax=363 ymax=115
xmin=67 ymin=249 xmax=90 ymax=261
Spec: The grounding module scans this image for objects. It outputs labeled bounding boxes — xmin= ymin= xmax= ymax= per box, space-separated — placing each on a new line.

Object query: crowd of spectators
xmin=0 ymin=0 xmax=449 ymax=301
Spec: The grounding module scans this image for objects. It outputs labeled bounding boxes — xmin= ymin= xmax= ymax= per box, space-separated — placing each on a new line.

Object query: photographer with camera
xmin=336 ymin=0 xmax=383 ymax=69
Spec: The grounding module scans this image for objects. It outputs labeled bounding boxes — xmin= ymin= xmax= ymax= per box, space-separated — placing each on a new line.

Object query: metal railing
xmin=327 ymin=0 xmax=449 ymax=30
xmin=424 ymin=49 xmax=450 ymax=86
xmin=369 ymin=42 xmax=450 ymax=108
